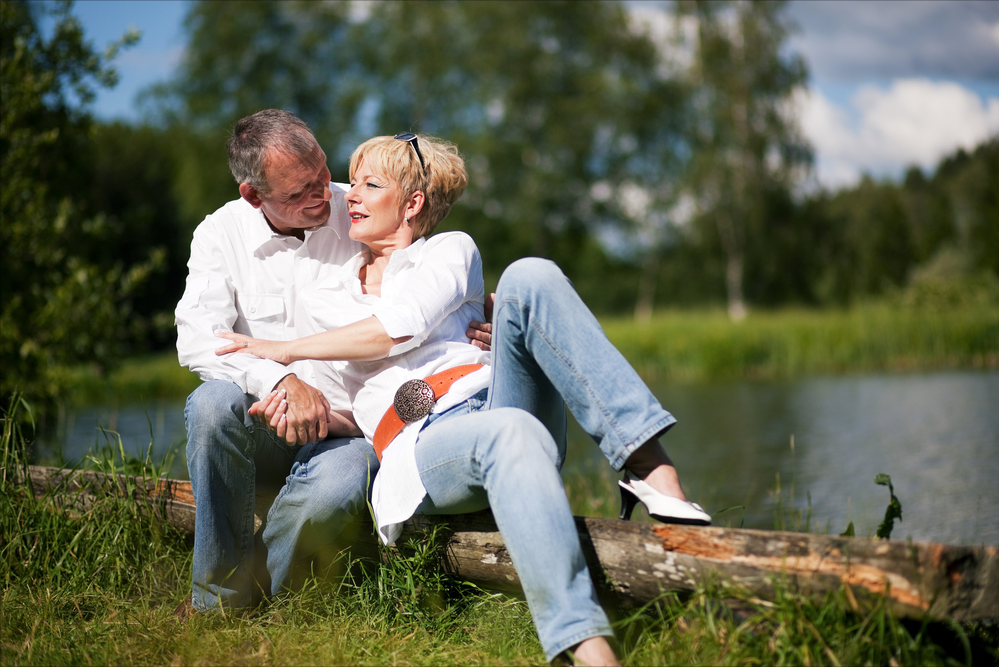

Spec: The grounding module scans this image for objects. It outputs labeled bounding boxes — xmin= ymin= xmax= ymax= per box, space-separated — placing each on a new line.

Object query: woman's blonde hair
xmin=348 ymin=134 xmax=468 ymax=239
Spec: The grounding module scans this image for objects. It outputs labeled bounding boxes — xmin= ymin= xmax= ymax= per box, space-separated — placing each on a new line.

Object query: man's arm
xmin=176 ymin=219 xmax=341 ymax=445
xmin=176 ymin=221 xmax=295 ymax=396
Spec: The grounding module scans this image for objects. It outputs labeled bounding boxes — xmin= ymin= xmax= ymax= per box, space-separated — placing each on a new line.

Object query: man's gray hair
xmin=227 ymin=109 xmax=319 ymax=196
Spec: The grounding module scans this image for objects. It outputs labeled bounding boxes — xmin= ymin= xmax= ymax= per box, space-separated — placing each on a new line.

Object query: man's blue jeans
xmin=414 ymin=257 xmax=677 ymax=661
xmin=185 ymin=380 xmax=376 ymax=611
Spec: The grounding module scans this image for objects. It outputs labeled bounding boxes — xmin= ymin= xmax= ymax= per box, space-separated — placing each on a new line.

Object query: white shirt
xmin=299 ymin=232 xmax=491 ymax=543
xmin=175 ymin=183 xmax=363 ymax=406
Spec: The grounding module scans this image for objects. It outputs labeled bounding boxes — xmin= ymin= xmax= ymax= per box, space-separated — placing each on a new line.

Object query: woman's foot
xmin=569 ymin=637 xmax=619 ymax=666
xmin=623 ymin=438 xmax=686 ymax=500
xmin=620 ymin=438 xmax=711 ymax=525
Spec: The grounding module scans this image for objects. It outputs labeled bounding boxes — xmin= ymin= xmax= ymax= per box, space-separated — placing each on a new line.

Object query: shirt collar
xmin=245 ymin=190 xmax=343 ymax=252
xmin=330 ymin=236 xmax=428 ymax=288
xmin=384 ymin=236 xmax=426 ymax=273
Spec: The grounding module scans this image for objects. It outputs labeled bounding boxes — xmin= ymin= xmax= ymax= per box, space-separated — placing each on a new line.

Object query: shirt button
xmin=249 ymin=306 xmax=257 ymax=313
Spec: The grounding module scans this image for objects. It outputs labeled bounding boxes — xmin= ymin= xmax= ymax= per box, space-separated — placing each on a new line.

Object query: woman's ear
xmin=404 ymin=190 xmax=425 ymax=222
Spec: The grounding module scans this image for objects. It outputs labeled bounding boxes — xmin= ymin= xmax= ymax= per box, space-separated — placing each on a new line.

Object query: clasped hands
xmin=213 ymin=297 xmax=494 ymax=445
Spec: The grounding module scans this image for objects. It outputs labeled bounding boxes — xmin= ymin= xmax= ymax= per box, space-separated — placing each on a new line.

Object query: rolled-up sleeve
xmin=373 ymin=233 xmax=484 ymax=357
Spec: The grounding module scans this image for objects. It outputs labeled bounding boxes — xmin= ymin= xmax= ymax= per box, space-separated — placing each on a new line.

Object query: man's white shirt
xmin=175 ymin=183 xmax=363 ymax=406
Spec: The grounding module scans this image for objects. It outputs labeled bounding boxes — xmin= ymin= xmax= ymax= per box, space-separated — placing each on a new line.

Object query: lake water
xmin=34 ymin=370 xmax=999 ymax=548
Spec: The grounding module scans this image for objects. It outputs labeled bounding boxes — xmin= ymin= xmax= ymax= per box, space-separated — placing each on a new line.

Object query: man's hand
xmin=467 ymin=292 xmax=495 ymax=351
xmin=252 ymin=374 xmax=332 ymax=445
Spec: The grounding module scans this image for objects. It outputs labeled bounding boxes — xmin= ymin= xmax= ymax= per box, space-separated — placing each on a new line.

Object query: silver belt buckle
xmin=394 ymin=379 xmax=436 ymax=423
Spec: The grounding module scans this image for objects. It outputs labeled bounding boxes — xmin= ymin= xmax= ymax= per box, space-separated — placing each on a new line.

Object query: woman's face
xmin=346 ymin=158 xmax=417 ymax=250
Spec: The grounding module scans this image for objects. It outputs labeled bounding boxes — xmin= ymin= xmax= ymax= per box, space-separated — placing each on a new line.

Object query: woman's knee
xmin=497 ymin=257 xmax=565 ymax=296
xmin=477 ymin=408 xmax=560 ymax=467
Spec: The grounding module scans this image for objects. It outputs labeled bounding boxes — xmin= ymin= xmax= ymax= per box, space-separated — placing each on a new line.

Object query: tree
xmin=676 ymin=0 xmax=811 ymax=319
xmin=151 ymin=1 xmax=690 ymax=308
xmin=0 ymin=0 xmax=153 ymax=415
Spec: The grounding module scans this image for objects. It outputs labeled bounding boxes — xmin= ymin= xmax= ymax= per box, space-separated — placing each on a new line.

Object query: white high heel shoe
xmin=618 ymin=470 xmax=711 ymax=525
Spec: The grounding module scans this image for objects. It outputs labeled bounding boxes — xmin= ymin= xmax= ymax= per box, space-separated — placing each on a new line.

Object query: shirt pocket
xmin=236 ymin=292 xmax=286 ymax=324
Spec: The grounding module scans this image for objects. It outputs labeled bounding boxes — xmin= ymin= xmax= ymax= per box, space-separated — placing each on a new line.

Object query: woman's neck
xmin=359 ymin=248 xmax=393 ymax=296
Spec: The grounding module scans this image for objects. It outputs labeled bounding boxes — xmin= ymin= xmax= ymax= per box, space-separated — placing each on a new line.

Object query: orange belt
xmin=372 ymin=364 xmax=485 ymax=461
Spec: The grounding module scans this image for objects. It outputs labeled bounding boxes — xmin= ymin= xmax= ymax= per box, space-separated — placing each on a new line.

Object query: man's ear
xmin=239 ymin=183 xmax=264 ymax=209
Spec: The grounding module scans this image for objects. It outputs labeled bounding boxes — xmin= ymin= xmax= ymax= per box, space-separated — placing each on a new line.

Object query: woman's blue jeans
xmin=414 ymin=257 xmax=677 ymax=661
xmin=185 ymin=380 xmax=376 ymax=611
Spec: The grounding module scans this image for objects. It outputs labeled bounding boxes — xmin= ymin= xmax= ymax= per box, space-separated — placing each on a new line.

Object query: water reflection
xmin=565 ymin=370 xmax=999 ymax=547
xmin=36 ymin=370 xmax=999 ymax=547
xmin=34 ymin=400 xmax=189 ymax=479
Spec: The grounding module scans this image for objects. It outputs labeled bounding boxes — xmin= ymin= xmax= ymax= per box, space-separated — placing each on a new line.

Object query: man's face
xmin=252 ymin=147 xmax=333 ymax=236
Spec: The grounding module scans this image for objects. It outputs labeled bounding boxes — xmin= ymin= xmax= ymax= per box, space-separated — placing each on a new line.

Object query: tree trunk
xmin=634 ymin=253 xmax=659 ymax=323
xmin=716 ymin=208 xmax=747 ymax=321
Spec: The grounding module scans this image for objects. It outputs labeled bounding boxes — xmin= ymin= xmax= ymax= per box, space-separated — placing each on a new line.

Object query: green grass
xmin=602 ymin=303 xmax=998 ymax=383
xmin=61 ymin=353 xmax=203 ymax=407
xmin=3 ymin=404 xmax=996 ymax=666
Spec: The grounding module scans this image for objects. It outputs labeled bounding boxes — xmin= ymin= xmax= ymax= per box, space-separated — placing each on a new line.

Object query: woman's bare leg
xmin=571 ymin=637 xmax=620 ymax=666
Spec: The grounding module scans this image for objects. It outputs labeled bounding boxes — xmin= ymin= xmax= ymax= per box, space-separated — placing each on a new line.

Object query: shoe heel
xmin=619 ymin=484 xmax=638 ymax=521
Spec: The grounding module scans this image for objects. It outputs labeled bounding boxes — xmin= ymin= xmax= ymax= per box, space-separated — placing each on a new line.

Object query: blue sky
xmin=58 ymin=0 xmax=999 ymax=189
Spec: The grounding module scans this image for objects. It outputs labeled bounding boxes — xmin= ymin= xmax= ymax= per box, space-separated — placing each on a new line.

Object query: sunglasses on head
xmin=394 ymin=133 xmax=426 ymax=172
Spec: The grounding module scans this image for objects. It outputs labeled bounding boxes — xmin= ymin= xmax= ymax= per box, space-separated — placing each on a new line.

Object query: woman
xmin=217 ymin=133 xmax=709 ymax=666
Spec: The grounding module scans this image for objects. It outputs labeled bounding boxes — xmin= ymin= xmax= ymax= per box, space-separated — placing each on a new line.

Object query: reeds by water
xmin=602 ymin=304 xmax=998 ymax=383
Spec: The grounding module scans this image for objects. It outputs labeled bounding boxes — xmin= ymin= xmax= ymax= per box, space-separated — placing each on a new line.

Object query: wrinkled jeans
xmin=185 ymin=380 xmax=375 ymax=611
xmin=414 ymin=257 xmax=677 ymax=661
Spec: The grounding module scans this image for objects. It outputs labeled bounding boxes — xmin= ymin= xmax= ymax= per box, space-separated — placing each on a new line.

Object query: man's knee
xmin=186 ymin=381 xmax=251 ymax=432
xmin=279 ymin=438 xmax=377 ymax=515
xmin=185 ymin=381 xmax=255 ymax=468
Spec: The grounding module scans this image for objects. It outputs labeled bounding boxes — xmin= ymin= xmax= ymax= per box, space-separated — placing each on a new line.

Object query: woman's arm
xmin=215 ymin=316 xmax=412 ymax=364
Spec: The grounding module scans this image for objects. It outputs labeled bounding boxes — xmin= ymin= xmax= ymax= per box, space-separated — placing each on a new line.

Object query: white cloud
xmin=798 ymin=79 xmax=999 ymax=188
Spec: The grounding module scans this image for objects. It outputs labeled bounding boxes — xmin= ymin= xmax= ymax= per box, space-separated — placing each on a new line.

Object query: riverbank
xmin=3 ymin=419 xmax=996 ymax=665
xmin=59 ymin=304 xmax=999 ymax=407
xmin=603 ymin=304 xmax=998 ymax=383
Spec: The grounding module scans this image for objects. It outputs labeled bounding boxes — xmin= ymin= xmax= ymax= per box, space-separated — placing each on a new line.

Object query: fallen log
xmin=21 ymin=465 xmax=999 ymax=622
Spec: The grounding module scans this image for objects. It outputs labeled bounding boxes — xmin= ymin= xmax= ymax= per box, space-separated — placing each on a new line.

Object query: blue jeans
xmin=185 ymin=380 xmax=376 ymax=611
xmin=414 ymin=257 xmax=676 ymax=661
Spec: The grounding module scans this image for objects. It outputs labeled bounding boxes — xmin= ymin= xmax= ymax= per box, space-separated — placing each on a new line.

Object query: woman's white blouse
xmin=299 ymin=231 xmax=491 ymax=544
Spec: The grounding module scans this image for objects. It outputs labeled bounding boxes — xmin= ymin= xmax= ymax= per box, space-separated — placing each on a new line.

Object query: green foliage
xmin=0 ymin=0 xmax=162 ymax=416
xmin=675 ymin=0 xmax=812 ymax=319
xmin=147 ymin=0 xmax=690 ymax=308
xmin=0 ymin=401 xmax=190 ymax=666
xmin=874 ymin=473 xmax=903 ymax=540
xmin=813 ymin=140 xmax=999 ymax=307
xmin=624 ymin=582 xmax=985 ymax=666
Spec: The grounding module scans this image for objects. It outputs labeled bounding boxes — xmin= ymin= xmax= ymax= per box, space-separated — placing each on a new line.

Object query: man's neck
xmin=263 ymin=212 xmax=305 ymax=241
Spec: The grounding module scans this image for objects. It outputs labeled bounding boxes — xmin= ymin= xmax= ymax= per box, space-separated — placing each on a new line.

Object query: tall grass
xmin=3 ymin=402 xmax=995 ymax=665
xmin=602 ymin=304 xmax=998 ymax=383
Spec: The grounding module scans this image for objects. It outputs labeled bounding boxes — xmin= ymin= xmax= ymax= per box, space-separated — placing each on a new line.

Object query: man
xmin=175 ymin=109 xmax=488 ymax=613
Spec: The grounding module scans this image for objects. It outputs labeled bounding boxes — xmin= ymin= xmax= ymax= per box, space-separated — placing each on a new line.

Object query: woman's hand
xmin=249 ymin=388 xmax=292 ymax=438
xmin=215 ymin=331 xmax=293 ymax=365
